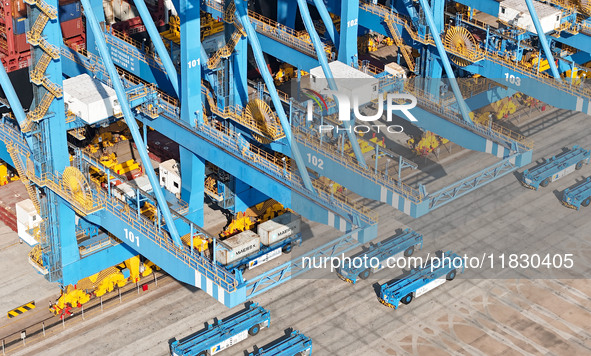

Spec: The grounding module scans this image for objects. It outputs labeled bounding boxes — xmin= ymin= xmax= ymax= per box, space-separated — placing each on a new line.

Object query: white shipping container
xmin=16 ymin=199 xmax=40 ymax=229
xmin=134 ymin=175 xmax=153 ymax=193
xmin=309 ymin=61 xmax=379 ymax=106
xmin=257 ymin=212 xmax=301 ymax=246
xmin=113 ymin=182 xmax=136 ymax=202
xmin=17 ymin=220 xmax=38 ymax=246
xmin=159 ymin=159 xmax=181 ymax=196
xmin=63 ymin=74 xmax=122 ymax=124
xmin=498 ymin=0 xmax=561 ymax=34
xmin=215 ymin=230 xmax=260 ymax=265
xmin=384 ymin=62 xmax=407 ymax=78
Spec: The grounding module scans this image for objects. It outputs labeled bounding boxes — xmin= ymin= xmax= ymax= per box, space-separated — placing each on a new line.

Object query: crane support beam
xmin=296 ymin=0 xmax=368 ymax=169
xmin=417 ymin=0 xmax=472 ymax=123
xmin=312 ymin=0 xmax=339 ymax=46
xmin=233 ymin=0 xmax=315 ymax=192
xmin=80 ymin=0 xmax=184 ymax=248
xmin=133 ymin=0 xmax=180 ymax=96
xmin=524 ymin=0 xmax=562 ymax=82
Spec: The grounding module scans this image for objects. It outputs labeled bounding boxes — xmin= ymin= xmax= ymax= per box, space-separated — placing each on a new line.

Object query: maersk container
xmin=257 ymin=213 xmax=301 ymax=246
xmin=216 ymin=230 xmax=260 ymax=265
xmin=59 ymin=1 xmax=82 ymax=23
xmin=13 ymin=17 xmax=26 ymax=35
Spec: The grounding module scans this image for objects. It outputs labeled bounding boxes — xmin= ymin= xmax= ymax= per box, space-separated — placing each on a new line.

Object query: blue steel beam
xmin=296 ymin=0 xmax=368 ymax=169
xmin=338 ymin=0 xmax=359 ymax=65
xmin=312 ymin=0 xmax=340 ymax=45
xmin=81 ymin=0 xmax=183 ymax=248
xmin=524 ymin=0 xmax=561 ymax=81
xmin=233 ymin=0 xmax=315 ymax=192
xmin=180 ymin=0 xmax=202 ymax=127
xmin=133 ymin=0 xmax=179 ymax=96
xmin=417 ymin=0 xmax=472 ymax=123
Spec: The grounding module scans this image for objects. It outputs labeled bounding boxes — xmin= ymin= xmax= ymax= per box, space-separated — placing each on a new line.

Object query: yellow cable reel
xmin=444 ymin=26 xmax=476 ymax=67
xmin=61 ymin=166 xmax=93 ymax=211
xmin=242 ymin=99 xmax=283 ymax=144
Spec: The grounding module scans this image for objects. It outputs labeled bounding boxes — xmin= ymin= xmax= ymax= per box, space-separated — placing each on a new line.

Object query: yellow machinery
xmin=245 ymin=199 xmax=287 ymax=222
xmin=407 ymin=132 xmax=449 ymax=156
xmin=274 ymin=63 xmax=296 ymax=86
xmin=490 ymin=96 xmax=518 ymax=120
xmin=201 ymin=12 xmax=224 ymax=39
xmin=243 ymin=99 xmax=283 ymax=144
xmin=444 ymin=26 xmax=476 ymax=67
xmin=161 ymin=12 xmax=224 ymax=45
xmin=0 ymin=162 xmax=18 ymax=186
xmin=181 ymin=233 xmax=209 ymax=252
xmin=220 ymin=199 xmax=290 ymax=238
xmin=62 ymin=167 xmax=94 ymax=211
xmin=50 ymin=286 xmax=91 ymax=317
xmin=343 ymin=136 xmax=385 ymax=157
xmin=521 ymin=53 xmax=551 ymax=72
xmin=358 ymin=34 xmax=378 ymax=54
xmin=50 ymin=257 xmax=160 ymax=316
xmin=563 ymin=67 xmax=588 ymax=85
xmin=220 ymin=211 xmax=256 ymax=238
xmin=318 ymin=176 xmax=344 ymax=194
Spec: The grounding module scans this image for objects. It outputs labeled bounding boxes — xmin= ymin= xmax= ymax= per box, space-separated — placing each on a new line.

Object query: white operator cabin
xmin=63 ymin=73 xmax=122 ymax=124
xmin=498 ymin=0 xmax=561 ymax=34
xmin=309 ymin=61 xmax=379 ymax=106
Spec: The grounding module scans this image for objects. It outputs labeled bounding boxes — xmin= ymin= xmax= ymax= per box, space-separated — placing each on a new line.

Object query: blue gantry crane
xmin=0 ymin=0 xmax=588 ymax=307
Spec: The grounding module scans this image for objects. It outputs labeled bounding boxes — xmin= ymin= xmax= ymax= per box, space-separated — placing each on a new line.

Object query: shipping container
xmin=16 ymin=199 xmax=41 ymax=246
xmin=257 ymin=212 xmax=301 ymax=246
xmin=58 ymin=1 xmax=81 ymax=22
xmin=216 ymin=230 xmax=260 ymax=265
xmin=11 ymin=0 xmax=27 ymax=18
xmin=13 ymin=17 xmax=27 ymax=35
xmin=63 ymin=74 xmax=122 ymax=124
xmin=14 ymin=34 xmax=30 ymax=54
xmin=134 ymin=175 xmax=153 ymax=193
xmin=144 ymin=129 xmax=180 ymax=163
xmin=159 ymin=159 xmax=181 ymax=196
xmin=64 ymin=35 xmax=86 ymax=52
xmin=60 ymin=17 xmax=83 ymax=39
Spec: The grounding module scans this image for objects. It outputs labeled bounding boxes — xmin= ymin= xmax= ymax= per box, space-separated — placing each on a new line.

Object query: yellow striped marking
xmin=7 ymin=301 xmax=35 ymax=318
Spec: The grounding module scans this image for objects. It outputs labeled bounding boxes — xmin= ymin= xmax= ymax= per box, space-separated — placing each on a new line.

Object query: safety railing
xmin=38 ymin=38 xmax=60 ymax=59
xmin=363 ymin=1 xmax=591 ymax=101
xmin=454 ymin=13 xmax=489 ymax=31
xmin=96 ymin=189 xmax=239 ymax=292
xmin=482 ymin=50 xmax=591 ymax=99
xmin=106 ymin=26 xmax=165 ymax=70
xmin=26 ymin=15 xmax=49 ymax=46
xmin=24 ymin=0 xmax=57 ymax=19
xmin=208 ymin=30 xmax=244 ymax=69
xmin=30 ymin=53 xmax=52 ymax=84
xmin=404 ymin=82 xmax=534 ymax=150
xmin=5 ymin=145 xmax=41 ymax=212
xmin=204 ymin=0 xmax=329 ymax=57
xmin=79 ymin=236 xmax=117 ymax=256
xmin=361 ymin=2 xmax=483 ymax=63
xmin=203 ymin=87 xmax=285 ymax=140
xmin=292 ymin=126 xmax=424 ymax=203
xmin=383 ymin=14 xmax=415 ymax=72
xmin=63 ymin=46 xmax=375 ymax=225
xmin=0 ymin=118 xmax=240 ymax=292
xmin=26 ymin=92 xmax=54 ymax=123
